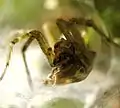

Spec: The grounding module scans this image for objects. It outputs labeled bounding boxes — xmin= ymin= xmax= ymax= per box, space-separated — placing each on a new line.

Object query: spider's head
xmin=47 ymin=38 xmax=82 ymax=84
xmin=53 ymin=38 xmax=76 ymax=69
xmin=44 ymin=38 xmax=79 ymax=85
xmin=44 ymin=38 xmax=96 ymax=85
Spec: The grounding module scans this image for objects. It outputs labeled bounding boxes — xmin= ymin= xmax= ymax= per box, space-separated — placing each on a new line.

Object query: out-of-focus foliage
xmin=0 ymin=0 xmax=119 ymax=36
xmin=0 ymin=0 xmax=45 ymax=28
xmin=30 ymin=98 xmax=84 ymax=108
xmin=94 ymin=0 xmax=120 ymax=38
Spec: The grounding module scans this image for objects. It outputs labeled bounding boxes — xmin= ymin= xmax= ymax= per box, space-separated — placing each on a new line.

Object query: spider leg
xmin=27 ymin=30 xmax=54 ymax=67
xmin=22 ymin=30 xmax=54 ymax=89
xmin=56 ymin=19 xmax=74 ymax=41
xmin=70 ymin=18 xmax=111 ymax=41
xmin=0 ymin=43 xmax=12 ymax=81
xmin=69 ymin=18 xmax=120 ymax=48
xmin=0 ymin=33 xmax=29 ymax=81
xmin=0 ymin=30 xmax=54 ymax=89
xmin=56 ymin=18 xmax=85 ymax=50
xmin=22 ymin=36 xmax=34 ymax=90
xmin=86 ymin=19 xmax=120 ymax=48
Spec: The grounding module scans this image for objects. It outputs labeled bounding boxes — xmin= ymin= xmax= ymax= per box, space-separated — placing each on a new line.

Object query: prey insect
xmin=0 ymin=18 xmax=112 ymax=88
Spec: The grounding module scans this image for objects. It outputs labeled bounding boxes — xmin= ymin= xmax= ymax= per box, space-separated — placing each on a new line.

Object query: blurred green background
xmin=94 ymin=0 xmax=120 ymax=38
xmin=0 ymin=0 xmax=119 ymax=38
xmin=0 ymin=1 xmax=119 ymax=108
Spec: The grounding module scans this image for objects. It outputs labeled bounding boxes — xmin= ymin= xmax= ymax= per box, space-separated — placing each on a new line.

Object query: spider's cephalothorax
xmin=45 ymin=37 xmax=96 ymax=85
xmin=53 ymin=39 xmax=76 ymax=69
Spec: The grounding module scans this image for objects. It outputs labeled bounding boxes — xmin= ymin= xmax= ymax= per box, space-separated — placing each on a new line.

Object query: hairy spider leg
xmin=0 ymin=30 xmax=54 ymax=90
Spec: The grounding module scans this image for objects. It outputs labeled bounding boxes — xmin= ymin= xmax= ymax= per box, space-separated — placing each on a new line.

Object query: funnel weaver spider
xmin=1 ymin=18 xmax=115 ymax=89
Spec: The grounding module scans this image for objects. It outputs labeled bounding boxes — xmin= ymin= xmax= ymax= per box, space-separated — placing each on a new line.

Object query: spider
xmin=0 ymin=18 xmax=116 ymax=89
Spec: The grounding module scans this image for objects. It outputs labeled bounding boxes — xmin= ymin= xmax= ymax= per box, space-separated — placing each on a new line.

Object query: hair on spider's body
xmin=1 ymin=17 xmax=115 ymax=89
xmin=44 ymin=37 xmax=96 ymax=85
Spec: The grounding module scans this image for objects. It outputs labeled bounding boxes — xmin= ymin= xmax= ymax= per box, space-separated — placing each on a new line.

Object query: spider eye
xmin=53 ymin=53 xmax=66 ymax=65
xmin=54 ymin=43 xmax=59 ymax=49
xmin=53 ymin=52 xmax=73 ymax=66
